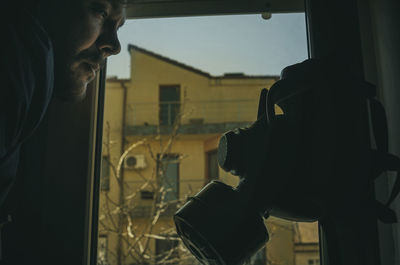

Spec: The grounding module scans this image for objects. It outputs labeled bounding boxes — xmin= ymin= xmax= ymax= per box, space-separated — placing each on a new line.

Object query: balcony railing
xmin=126 ymin=179 xmax=205 ymax=218
xmin=127 ymin=99 xmax=258 ymax=126
xmin=126 ymin=100 xmax=258 ymax=135
xmin=130 ymin=203 xmax=179 ymax=218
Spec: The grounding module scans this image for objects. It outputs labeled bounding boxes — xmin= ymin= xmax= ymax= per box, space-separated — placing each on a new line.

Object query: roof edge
xmin=128 ymin=44 xmax=212 ymax=78
xmin=128 ymin=44 xmax=280 ymax=80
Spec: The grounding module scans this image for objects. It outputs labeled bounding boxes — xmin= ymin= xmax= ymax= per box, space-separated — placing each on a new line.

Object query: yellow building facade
xmin=98 ymin=45 xmax=318 ymax=265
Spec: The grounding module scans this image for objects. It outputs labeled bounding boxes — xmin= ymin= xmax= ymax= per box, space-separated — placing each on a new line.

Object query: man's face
xmin=43 ymin=0 xmax=126 ymax=101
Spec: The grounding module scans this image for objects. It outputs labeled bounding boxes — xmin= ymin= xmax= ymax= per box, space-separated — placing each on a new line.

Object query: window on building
xmin=100 ymin=156 xmax=110 ymax=191
xmin=158 ymin=154 xmax=179 ymax=202
xmin=159 ymin=85 xmax=180 ymax=126
xmin=249 ymin=247 xmax=267 ymax=265
xmin=155 ymin=238 xmax=179 ymax=264
xmin=140 ymin=190 xmax=155 ymax=200
xmin=206 ymin=149 xmax=219 ymax=183
xmin=97 ymin=236 xmax=108 ymax=265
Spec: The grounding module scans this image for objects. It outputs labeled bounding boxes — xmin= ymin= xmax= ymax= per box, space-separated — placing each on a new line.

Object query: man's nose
xmin=97 ymin=28 xmax=121 ymax=57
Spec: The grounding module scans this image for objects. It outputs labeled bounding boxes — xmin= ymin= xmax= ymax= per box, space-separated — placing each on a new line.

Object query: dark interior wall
xmin=367 ymin=0 xmax=400 ymax=264
xmin=39 ymin=83 xmax=98 ymax=265
xmin=3 ymin=80 xmax=98 ymax=265
xmin=306 ymin=1 xmax=382 ymax=264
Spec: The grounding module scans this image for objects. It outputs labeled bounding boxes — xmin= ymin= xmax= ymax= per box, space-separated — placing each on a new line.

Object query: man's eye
xmin=91 ymin=3 xmax=109 ymax=19
xmin=95 ymin=9 xmax=109 ymax=18
xmin=99 ymin=10 xmax=109 ymax=18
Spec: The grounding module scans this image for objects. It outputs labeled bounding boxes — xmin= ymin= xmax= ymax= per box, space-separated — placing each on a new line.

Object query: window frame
xmin=205 ymin=149 xmax=219 ymax=184
xmin=8 ymin=1 xmax=391 ymax=265
xmin=89 ymin=60 xmax=108 ymax=265
xmin=156 ymin=153 xmax=180 ymax=202
xmin=89 ymin=8 xmax=314 ymax=265
xmin=305 ymin=1 xmax=381 ymax=265
xmin=155 ymin=236 xmax=180 ymax=265
xmin=159 ymin=84 xmax=181 ymax=126
xmin=89 ymin=2 xmax=380 ymax=265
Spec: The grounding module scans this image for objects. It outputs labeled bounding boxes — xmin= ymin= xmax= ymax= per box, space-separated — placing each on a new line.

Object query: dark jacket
xmin=0 ymin=12 xmax=54 ymax=211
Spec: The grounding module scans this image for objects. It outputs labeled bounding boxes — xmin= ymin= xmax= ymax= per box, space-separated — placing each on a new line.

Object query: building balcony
xmin=130 ymin=203 xmax=179 ymax=218
xmin=125 ymin=100 xmax=258 ymax=136
xmin=127 ymin=179 xmax=205 ymax=218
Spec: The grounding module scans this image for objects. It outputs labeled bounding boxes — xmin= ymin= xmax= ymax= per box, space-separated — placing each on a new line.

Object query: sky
xmin=106 ymin=13 xmax=308 ymax=79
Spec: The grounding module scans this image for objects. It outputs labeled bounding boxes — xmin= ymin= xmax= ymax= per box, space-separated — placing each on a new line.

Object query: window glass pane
xmin=158 ymin=154 xmax=179 ymax=202
xmin=97 ymin=236 xmax=108 ymax=265
xmin=248 ymin=246 xmax=266 ymax=265
xmin=159 ymin=85 xmax=181 ymax=126
xmin=207 ymin=150 xmax=219 ymax=182
xmin=98 ymin=12 xmax=318 ymax=265
xmin=155 ymin=237 xmax=179 ymax=264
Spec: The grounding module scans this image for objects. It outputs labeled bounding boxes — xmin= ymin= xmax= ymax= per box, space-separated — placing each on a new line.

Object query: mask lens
xmin=174 ymin=181 xmax=269 ymax=265
xmin=175 ymin=216 xmax=223 ymax=264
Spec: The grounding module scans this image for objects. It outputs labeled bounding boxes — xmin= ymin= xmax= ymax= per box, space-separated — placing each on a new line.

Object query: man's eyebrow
xmin=108 ymin=0 xmax=126 ymax=9
xmin=105 ymin=0 xmax=126 ymax=28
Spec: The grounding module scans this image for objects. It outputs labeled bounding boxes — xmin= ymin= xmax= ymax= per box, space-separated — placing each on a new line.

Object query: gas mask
xmin=174 ymin=59 xmax=400 ymax=265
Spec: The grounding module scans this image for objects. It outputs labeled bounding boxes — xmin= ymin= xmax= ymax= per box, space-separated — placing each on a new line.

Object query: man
xmin=37 ymin=0 xmax=126 ymax=101
xmin=0 ymin=0 xmax=126 ymax=209
xmin=0 ymin=0 xmax=126 ymax=261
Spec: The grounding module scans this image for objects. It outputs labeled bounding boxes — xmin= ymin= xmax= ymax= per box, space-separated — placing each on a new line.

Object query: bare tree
xmin=98 ymin=101 xmax=201 ymax=265
xmin=97 ymin=100 xmax=309 ymax=265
